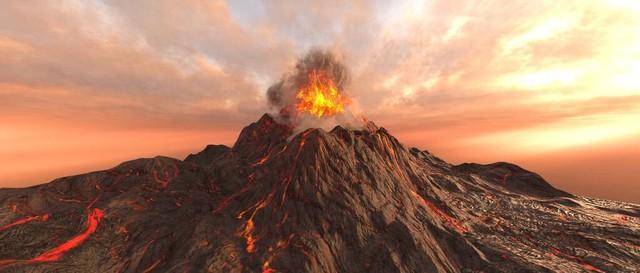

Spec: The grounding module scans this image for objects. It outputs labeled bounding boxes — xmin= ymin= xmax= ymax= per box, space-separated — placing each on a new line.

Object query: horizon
xmin=3 ymin=112 xmax=637 ymax=204
xmin=1 ymin=0 xmax=639 ymax=204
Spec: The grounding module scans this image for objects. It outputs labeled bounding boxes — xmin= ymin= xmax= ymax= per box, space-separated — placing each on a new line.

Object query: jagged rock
xmin=0 ymin=114 xmax=638 ymax=273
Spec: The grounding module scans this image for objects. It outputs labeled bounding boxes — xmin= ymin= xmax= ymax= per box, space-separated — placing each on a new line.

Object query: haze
xmin=1 ymin=0 xmax=638 ymax=203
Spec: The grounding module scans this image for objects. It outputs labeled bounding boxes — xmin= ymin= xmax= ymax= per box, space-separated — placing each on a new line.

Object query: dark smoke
xmin=267 ymin=49 xmax=350 ymax=122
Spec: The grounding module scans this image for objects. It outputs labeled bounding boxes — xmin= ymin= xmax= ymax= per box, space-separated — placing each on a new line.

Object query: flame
xmin=295 ymin=70 xmax=350 ymax=117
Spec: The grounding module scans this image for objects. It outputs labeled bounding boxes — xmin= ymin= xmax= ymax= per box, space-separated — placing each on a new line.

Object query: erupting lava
xmin=295 ymin=70 xmax=350 ymax=117
xmin=1 ymin=114 xmax=639 ymax=272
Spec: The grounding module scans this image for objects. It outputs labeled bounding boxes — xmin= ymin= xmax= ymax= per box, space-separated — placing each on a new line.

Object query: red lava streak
xmin=31 ymin=208 xmax=104 ymax=262
xmin=151 ymin=160 xmax=179 ymax=189
xmin=0 ymin=214 xmax=50 ymax=232
xmin=549 ymin=246 xmax=605 ymax=273
xmin=253 ymin=155 xmax=270 ymax=166
xmin=501 ymin=173 xmax=511 ymax=185
xmin=410 ymin=190 xmax=468 ymax=233
xmin=237 ymin=192 xmax=275 ymax=253
xmin=212 ymin=186 xmax=249 ymax=213
xmin=262 ymin=267 xmax=277 ymax=273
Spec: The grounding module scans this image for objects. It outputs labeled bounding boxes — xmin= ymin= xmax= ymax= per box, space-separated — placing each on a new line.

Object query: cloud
xmin=1 ymin=0 xmax=639 ymax=202
xmin=0 ymin=0 xmax=297 ymax=128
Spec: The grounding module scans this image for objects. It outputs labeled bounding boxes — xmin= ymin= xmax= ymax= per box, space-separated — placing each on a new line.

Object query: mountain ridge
xmin=0 ymin=113 xmax=638 ymax=273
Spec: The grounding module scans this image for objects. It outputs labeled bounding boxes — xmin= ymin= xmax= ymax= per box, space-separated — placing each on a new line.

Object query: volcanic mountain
xmin=0 ymin=114 xmax=639 ymax=273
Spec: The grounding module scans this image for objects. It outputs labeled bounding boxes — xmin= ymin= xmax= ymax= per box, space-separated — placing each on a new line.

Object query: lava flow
xmin=0 ymin=208 xmax=104 ymax=270
xmin=0 ymin=214 xmax=50 ymax=232
xmin=295 ymin=70 xmax=350 ymax=117
xmin=410 ymin=190 xmax=469 ymax=233
xmin=1 ymin=113 xmax=639 ymax=272
xmin=31 ymin=208 xmax=104 ymax=262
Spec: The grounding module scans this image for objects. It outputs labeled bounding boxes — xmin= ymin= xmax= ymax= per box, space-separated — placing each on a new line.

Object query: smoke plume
xmin=267 ymin=49 xmax=362 ymax=131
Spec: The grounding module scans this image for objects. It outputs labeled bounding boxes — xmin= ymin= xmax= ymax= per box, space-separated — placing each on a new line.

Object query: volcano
xmin=0 ymin=114 xmax=639 ymax=273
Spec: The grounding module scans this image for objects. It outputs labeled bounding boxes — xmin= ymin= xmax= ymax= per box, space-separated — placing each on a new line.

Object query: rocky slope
xmin=0 ymin=114 xmax=639 ymax=273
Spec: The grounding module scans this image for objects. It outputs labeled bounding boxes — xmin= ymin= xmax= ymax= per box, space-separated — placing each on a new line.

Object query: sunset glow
xmin=0 ymin=0 xmax=638 ymax=203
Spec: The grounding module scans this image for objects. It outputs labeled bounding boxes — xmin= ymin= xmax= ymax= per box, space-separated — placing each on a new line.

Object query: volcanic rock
xmin=0 ymin=114 xmax=639 ymax=272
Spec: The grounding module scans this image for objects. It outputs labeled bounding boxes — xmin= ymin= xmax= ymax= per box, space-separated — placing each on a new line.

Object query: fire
xmin=295 ymin=70 xmax=350 ymax=117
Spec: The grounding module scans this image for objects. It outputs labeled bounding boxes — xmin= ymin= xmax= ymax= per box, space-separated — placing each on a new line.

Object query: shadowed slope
xmin=0 ymin=114 xmax=638 ymax=273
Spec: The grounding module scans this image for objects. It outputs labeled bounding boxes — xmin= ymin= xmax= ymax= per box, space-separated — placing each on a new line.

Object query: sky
xmin=1 ymin=0 xmax=639 ymax=203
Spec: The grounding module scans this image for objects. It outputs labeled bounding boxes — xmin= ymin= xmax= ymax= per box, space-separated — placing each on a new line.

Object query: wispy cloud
xmin=1 ymin=0 xmax=639 ymax=202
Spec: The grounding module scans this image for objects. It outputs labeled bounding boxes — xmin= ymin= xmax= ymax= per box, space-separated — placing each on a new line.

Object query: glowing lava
xmin=31 ymin=208 xmax=104 ymax=262
xmin=410 ymin=190 xmax=469 ymax=233
xmin=549 ymin=246 xmax=605 ymax=273
xmin=296 ymin=70 xmax=350 ymax=117
xmin=0 ymin=208 xmax=104 ymax=269
xmin=150 ymin=159 xmax=179 ymax=189
xmin=0 ymin=214 xmax=50 ymax=232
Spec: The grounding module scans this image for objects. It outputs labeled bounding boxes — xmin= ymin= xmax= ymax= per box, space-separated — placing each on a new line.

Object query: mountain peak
xmin=1 ymin=114 xmax=638 ymax=273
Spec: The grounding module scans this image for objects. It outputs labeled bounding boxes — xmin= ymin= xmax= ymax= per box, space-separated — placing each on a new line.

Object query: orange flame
xmin=296 ymin=70 xmax=350 ymax=117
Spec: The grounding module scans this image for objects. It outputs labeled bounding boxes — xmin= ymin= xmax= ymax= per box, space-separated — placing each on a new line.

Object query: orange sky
xmin=1 ymin=0 xmax=638 ymax=203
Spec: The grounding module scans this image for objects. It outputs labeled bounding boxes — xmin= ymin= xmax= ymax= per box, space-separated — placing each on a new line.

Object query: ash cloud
xmin=267 ymin=49 xmax=361 ymax=130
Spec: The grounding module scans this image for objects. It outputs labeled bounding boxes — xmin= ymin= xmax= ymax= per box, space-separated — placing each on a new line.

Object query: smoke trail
xmin=267 ymin=49 xmax=361 ymax=131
